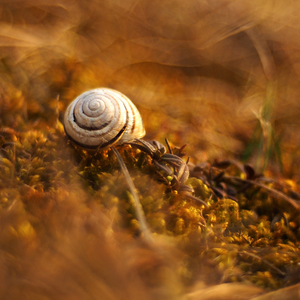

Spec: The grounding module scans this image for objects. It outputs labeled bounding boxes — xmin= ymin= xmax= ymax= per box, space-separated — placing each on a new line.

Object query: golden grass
xmin=1 ymin=1 xmax=300 ymax=299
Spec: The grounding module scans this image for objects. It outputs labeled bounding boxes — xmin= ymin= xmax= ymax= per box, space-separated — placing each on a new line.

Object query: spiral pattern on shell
xmin=64 ymin=88 xmax=146 ymax=149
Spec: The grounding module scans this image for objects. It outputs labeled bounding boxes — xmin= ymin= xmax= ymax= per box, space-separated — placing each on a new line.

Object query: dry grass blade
xmin=225 ymin=176 xmax=299 ymax=209
xmin=251 ymin=284 xmax=300 ymax=300
xmin=239 ymin=250 xmax=286 ymax=277
xmin=111 ymin=146 xmax=153 ymax=244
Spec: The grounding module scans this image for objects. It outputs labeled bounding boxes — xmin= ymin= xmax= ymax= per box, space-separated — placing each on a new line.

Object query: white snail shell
xmin=64 ymin=88 xmax=146 ymax=149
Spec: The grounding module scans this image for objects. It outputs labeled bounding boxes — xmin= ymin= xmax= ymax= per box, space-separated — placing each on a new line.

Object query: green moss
xmin=0 ymin=119 xmax=300 ymax=292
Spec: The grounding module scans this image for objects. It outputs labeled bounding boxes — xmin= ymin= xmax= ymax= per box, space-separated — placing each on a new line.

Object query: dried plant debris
xmin=1 ymin=127 xmax=300 ymax=299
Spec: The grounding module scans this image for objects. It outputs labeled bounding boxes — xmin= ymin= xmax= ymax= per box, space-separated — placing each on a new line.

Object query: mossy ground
xmin=1 ymin=120 xmax=300 ymax=299
xmin=1 ymin=1 xmax=300 ymax=299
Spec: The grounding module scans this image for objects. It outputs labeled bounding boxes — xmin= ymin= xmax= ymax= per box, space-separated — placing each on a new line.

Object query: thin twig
xmin=239 ymin=250 xmax=285 ymax=276
xmin=224 ymin=176 xmax=299 ymax=209
xmin=165 ymin=138 xmax=172 ymax=154
xmin=111 ymin=146 xmax=153 ymax=244
xmin=182 ymin=192 xmax=209 ymax=208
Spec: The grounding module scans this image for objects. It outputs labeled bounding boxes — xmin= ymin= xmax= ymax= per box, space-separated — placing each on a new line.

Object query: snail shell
xmin=64 ymin=88 xmax=146 ymax=150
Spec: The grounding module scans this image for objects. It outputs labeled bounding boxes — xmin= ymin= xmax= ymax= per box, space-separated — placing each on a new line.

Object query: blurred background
xmin=0 ymin=0 xmax=300 ymax=179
